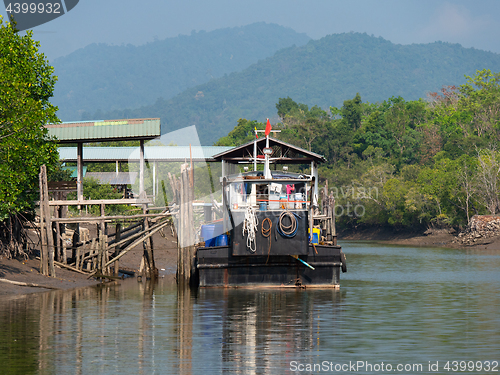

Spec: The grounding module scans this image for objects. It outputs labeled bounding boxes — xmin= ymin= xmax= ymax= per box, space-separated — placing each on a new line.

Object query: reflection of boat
xmin=196 ymin=136 xmax=347 ymax=288
xmin=196 ymin=288 xmax=343 ymax=371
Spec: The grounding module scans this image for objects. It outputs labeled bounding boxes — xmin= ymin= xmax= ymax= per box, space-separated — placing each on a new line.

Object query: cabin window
xmin=229 ymin=181 xmax=308 ymax=210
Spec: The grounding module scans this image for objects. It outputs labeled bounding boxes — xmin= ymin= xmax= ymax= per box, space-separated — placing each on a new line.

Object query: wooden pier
xmin=38 ymin=164 xmax=175 ymax=280
xmin=39 ymin=118 xmax=204 ymax=285
xmin=38 ymin=160 xmax=199 ymax=285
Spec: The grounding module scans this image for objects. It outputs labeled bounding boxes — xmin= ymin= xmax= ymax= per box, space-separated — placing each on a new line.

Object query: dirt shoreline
xmin=0 ymin=223 xmax=178 ymax=297
xmin=2 ymin=226 xmax=499 ymax=297
xmin=339 ymin=226 xmax=500 ymax=250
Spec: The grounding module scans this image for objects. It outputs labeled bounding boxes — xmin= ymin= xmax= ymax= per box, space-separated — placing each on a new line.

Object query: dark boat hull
xmin=196 ymin=244 xmax=343 ymax=288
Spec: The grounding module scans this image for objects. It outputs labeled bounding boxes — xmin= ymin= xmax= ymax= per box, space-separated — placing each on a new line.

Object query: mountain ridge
xmin=52 ymin=22 xmax=311 ymax=120
xmin=88 ymin=32 xmax=500 ymax=144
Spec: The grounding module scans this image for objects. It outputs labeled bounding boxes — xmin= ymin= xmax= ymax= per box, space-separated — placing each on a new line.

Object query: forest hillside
xmin=90 ymin=32 xmax=500 ymax=144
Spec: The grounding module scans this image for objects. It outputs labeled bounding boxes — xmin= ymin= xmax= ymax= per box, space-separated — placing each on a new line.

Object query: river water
xmin=1 ymin=241 xmax=499 ymax=374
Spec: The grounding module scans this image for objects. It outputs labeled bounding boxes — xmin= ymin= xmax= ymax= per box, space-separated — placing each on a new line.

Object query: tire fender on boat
xmin=340 ymin=251 xmax=347 ymax=273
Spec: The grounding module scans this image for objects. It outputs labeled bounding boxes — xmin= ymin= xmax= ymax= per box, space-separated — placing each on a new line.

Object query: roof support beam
xmin=140 ymin=139 xmax=145 ymax=198
xmin=77 ymin=142 xmax=83 ymax=201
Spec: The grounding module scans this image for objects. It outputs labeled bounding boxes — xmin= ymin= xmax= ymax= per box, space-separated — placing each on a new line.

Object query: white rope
xmin=243 ymin=205 xmax=259 ymax=252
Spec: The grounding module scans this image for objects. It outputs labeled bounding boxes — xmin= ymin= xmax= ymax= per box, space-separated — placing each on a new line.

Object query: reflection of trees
xmin=0 ymin=296 xmax=40 ymax=374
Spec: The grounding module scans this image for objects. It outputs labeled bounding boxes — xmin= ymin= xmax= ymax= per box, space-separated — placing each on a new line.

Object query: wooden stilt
xmin=54 ymin=205 xmax=61 ymax=262
xmin=177 ymin=164 xmax=196 ymax=287
xmin=141 ymin=206 xmax=158 ymax=280
xmin=114 ymin=223 xmax=121 ymax=277
xmin=39 ymin=167 xmax=48 ymax=276
xmin=41 ymin=165 xmax=56 ymax=277
xmin=76 ymin=242 xmax=82 ymax=270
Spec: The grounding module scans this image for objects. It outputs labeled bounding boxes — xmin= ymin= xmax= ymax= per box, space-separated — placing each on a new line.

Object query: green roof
xmin=46 ymin=118 xmax=161 ymax=143
xmin=58 ymin=146 xmax=232 ymax=162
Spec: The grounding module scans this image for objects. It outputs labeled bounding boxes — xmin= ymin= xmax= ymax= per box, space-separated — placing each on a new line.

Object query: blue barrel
xmin=215 ymin=234 xmax=228 ymax=246
xmin=259 ymin=202 xmax=267 ymax=211
xmin=201 ymin=224 xmax=217 ymax=247
xmin=201 ymin=222 xmax=224 ymax=247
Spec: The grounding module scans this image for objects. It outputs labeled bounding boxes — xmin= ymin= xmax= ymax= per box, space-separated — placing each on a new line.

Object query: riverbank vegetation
xmin=0 ymin=18 xmax=60 ymax=258
xmin=217 ymin=69 xmax=500 ymax=231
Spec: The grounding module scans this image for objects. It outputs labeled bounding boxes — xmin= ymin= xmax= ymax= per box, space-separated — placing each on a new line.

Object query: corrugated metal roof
xmin=212 ymin=137 xmax=327 ymax=164
xmin=46 ymin=118 xmax=161 ymax=143
xmin=58 ymin=146 xmax=232 ymax=162
xmin=85 ymin=172 xmax=138 ymax=185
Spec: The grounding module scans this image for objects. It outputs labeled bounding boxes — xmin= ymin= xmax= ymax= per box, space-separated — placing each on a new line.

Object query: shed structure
xmin=46 ymin=118 xmax=161 ymax=202
xmin=57 ymin=145 xmax=231 ymax=200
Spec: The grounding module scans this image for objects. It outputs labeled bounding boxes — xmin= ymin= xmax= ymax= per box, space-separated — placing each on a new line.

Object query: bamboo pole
xmin=54 ymin=205 xmax=61 ymax=262
xmin=50 ymin=212 xmax=173 ymax=223
xmin=87 ymin=218 xmax=171 ymax=277
xmin=41 ymin=165 xmax=56 ymax=277
xmin=39 ymin=167 xmax=48 ymax=276
xmin=177 ymin=164 xmax=196 ymax=287
xmin=114 ymin=223 xmax=121 ymax=277
xmin=141 ymin=206 xmax=157 ymax=280
xmin=103 ymin=234 xmax=109 ymax=275
xmin=0 ymin=278 xmax=59 ymax=289
xmin=47 ymin=198 xmax=151 ymax=206
xmin=89 ymin=238 xmax=96 ymax=271
xmin=100 ymin=203 xmax=106 ymax=235
xmin=53 ymin=260 xmax=88 ymax=275
xmin=62 ymin=234 xmax=68 ymax=265
xmin=107 ymin=218 xmax=169 ymax=251
xmin=107 ymin=221 xmax=142 ymax=238
xmin=76 ymin=240 xmax=82 ymax=270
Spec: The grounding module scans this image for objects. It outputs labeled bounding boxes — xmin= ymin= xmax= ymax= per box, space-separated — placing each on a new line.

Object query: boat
xmin=195 ymin=133 xmax=347 ymax=288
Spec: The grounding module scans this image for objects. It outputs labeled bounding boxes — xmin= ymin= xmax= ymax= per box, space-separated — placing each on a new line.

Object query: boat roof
xmin=212 ymin=137 xmax=326 ymax=165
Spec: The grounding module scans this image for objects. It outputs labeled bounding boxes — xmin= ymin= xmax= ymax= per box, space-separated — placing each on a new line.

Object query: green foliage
xmin=68 ymin=178 xmax=128 ymax=216
xmin=0 ymin=17 xmax=59 ymax=222
xmin=214 ymin=69 xmax=500 ymax=230
xmin=215 ymin=118 xmax=264 ymax=146
xmin=48 ymin=160 xmax=72 ymax=181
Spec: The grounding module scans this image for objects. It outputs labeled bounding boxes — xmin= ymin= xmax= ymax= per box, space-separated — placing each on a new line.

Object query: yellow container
xmin=308 ymin=227 xmax=321 ymax=244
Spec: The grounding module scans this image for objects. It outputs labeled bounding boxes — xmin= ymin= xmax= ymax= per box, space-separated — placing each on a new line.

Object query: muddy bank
xmin=339 ymin=226 xmax=500 ymax=251
xmin=0 ymin=244 xmax=178 ymax=297
xmin=0 ymin=222 xmax=179 ymax=296
xmin=0 ymin=257 xmax=100 ymax=296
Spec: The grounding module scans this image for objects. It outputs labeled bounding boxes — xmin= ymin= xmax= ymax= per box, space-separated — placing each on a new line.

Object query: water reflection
xmin=195 ymin=288 xmax=343 ymax=374
xmin=0 ymin=242 xmax=499 ymax=374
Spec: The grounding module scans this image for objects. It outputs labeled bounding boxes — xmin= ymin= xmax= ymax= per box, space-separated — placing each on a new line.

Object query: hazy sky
xmin=2 ymin=0 xmax=500 ymax=61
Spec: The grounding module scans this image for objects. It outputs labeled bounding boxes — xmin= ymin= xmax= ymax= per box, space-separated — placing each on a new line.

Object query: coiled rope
xmin=243 ymin=205 xmax=258 ymax=252
xmin=261 ymin=217 xmax=272 ymax=262
xmin=277 ymin=210 xmax=298 ymax=238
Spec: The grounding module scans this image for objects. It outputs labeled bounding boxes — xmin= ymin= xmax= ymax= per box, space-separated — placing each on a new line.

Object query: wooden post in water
xmin=39 ymin=167 xmax=48 ymax=275
xmin=114 ymin=223 xmax=121 ymax=277
xmin=98 ymin=231 xmax=104 ymax=274
xmin=177 ymin=163 xmax=196 ymax=287
xmin=54 ymin=205 xmax=61 ymax=262
xmin=39 ymin=165 xmax=55 ymax=277
xmin=141 ymin=205 xmax=158 ymax=280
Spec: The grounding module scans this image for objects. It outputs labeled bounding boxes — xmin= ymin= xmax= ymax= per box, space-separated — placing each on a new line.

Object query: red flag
xmin=265 ymin=118 xmax=272 ymax=137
